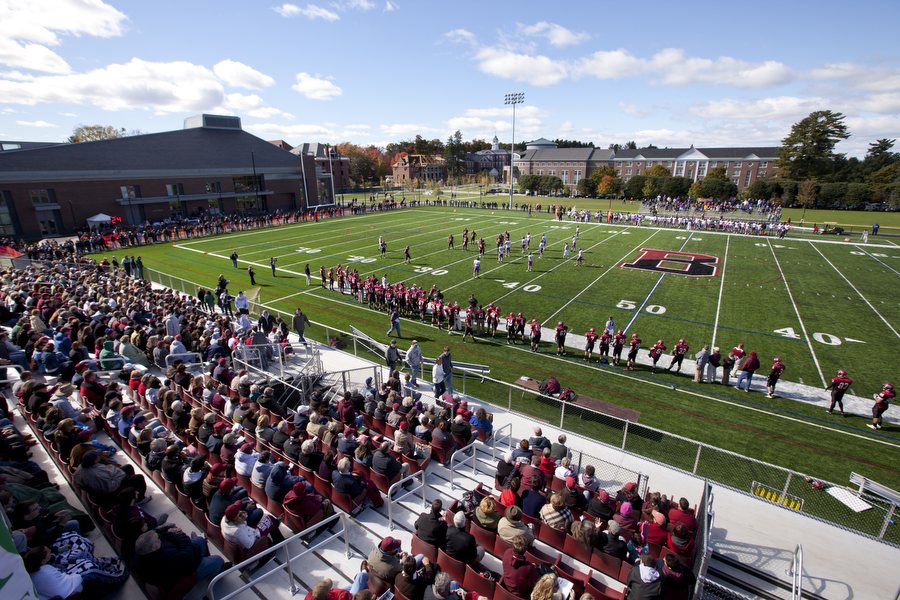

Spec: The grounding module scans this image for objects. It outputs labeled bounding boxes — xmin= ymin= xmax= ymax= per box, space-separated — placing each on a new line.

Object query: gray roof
xmin=696 ymin=147 xmax=778 ymax=159
xmin=1 ymin=141 xmax=63 ymax=152
xmin=518 ymin=147 xmax=596 ymax=162
xmin=525 ymin=138 xmax=556 ymax=147
xmin=613 ymin=146 xmax=778 ymax=160
xmin=0 ymin=127 xmax=299 ymax=176
xmin=613 ymin=148 xmax=689 ymax=160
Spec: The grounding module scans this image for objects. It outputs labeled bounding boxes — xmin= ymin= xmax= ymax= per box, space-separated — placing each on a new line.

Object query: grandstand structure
xmin=3 ymin=264 xmax=899 ymax=600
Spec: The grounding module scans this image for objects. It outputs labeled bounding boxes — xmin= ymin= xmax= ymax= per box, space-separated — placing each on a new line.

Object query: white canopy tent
xmin=85 ymin=213 xmax=113 ymax=231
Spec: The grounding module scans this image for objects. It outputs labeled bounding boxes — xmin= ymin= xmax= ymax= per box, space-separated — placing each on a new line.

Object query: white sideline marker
xmin=711 ymin=234 xmax=730 ymax=348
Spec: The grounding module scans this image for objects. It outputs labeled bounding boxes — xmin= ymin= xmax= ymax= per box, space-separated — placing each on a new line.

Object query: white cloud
xmin=650 ymin=49 xmax=792 ymax=88
xmin=519 ymin=22 xmax=589 ymax=47
xmin=689 ymin=96 xmax=827 ymax=121
xmin=213 ymin=60 xmax=275 ymax=90
xmin=473 ymin=47 xmax=568 ymax=86
xmin=273 ymin=3 xmax=340 ymax=20
xmin=16 ymin=119 xmax=56 ymax=128
xmin=808 ymin=62 xmax=900 ymax=93
xmin=444 ymin=29 xmax=476 ymax=46
xmin=384 ymin=0 xmax=397 ymax=12
xmin=618 ymin=102 xmax=649 ymax=118
xmin=380 ymin=123 xmax=439 ymax=138
xmin=247 ymin=121 xmax=336 ymax=141
xmin=860 ymin=93 xmax=900 ymax=114
xmin=578 ymin=49 xmax=646 ymax=79
xmin=0 ymin=58 xmax=225 ymax=113
xmin=291 ymin=72 xmax=342 ymax=100
xmin=335 ymin=0 xmax=375 ymax=9
xmin=0 ymin=0 xmax=127 ymax=73
xmin=222 ymin=93 xmax=293 ymax=119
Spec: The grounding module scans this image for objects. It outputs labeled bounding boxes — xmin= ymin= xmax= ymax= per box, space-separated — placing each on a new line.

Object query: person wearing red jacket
xmin=530 ymin=320 xmax=541 ymax=352
xmin=869 ymin=383 xmax=896 ymax=430
xmin=735 ymin=351 xmax=760 ymax=392
xmin=79 ymin=369 xmax=107 ymax=410
xmin=612 ymin=330 xmax=625 ymax=366
xmin=625 ymin=333 xmax=641 ymax=371
xmin=825 ymin=369 xmax=853 ymax=416
xmin=554 ymin=321 xmax=568 ymax=355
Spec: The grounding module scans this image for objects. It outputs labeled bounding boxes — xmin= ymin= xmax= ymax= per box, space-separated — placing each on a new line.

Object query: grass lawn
xmin=91 ymin=206 xmax=900 ymax=540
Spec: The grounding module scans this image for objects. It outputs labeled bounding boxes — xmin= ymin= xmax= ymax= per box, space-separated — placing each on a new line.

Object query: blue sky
xmin=1 ymin=0 xmax=898 ymax=156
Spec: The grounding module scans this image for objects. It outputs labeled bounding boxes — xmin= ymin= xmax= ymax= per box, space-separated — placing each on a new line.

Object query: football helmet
xmin=679 ymin=338 xmax=685 ymax=344
xmin=837 ymin=369 xmax=847 ymax=377
xmin=884 ymin=383 xmax=895 ymax=392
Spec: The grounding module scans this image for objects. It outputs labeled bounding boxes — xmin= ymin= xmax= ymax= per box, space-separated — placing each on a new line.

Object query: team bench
xmin=517 ymin=376 xmax=641 ymax=422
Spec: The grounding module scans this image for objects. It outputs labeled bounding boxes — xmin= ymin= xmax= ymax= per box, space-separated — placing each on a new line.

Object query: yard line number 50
xmin=617 ymin=299 xmax=667 ymax=314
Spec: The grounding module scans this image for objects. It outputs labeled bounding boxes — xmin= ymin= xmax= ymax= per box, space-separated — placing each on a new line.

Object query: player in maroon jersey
xmin=448 ymin=234 xmax=454 ymax=250
xmin=766 ymin=357 xmax=786 ymax=398
xmin=487 ymin=304 xmax=499 ymax=337
xmin=554 ymin=321 xmax=569 ymax=355
xmin=505 ymin=312 xmax=515 ymax=344
xmin=530 ymin=319 xmax=542 ymax=352
xmin=825 ymin=369 xmax=853 ymax=416
xmin=667 ymin=338 xmax=689 ymax=373
xmin=515 ymin=313 xmax=527 ymax=343
xmin=404 ymin=245 xmax=411 ymax=263
xmin=626 ymin=333 xmax=641 ymax=371
xmin=612 ymin=330 xmax=625 ymax=366
xmin=868 ymin=382 xmax=895 ymax=430
xmin=649 ymin=339 xmax=667 ymax=373
xmin=584 ymin=327 xmax=599 ymax=361
xmin=462 ymin=309 xmax=476 ymax=343
xmin=598 ymin=330 xmax=611 ymax=364
xmin=477 ymin=238 xmax=486 ymax=256
xmin=729 ymin=343 xmax=746 ymax=377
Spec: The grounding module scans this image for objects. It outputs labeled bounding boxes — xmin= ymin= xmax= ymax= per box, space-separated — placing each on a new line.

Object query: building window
xmin=38 ymin=217 xmax=59 ymax=236
xmin=561 ymin=170 xmax=568 ymax=184
xmin=675 ymin=162 xmax=684 ymax=176
xmin=120 ymin=185 xmax=140 ymax=199
xmin=0 ymin=195 xmax=17 ymax=235
xmin=698 ymin=164 xmax=707 ymax=176
xmin=574 ymin=170 xmax=582 ymax=184
xmin=166 ymin=183 xmax=184 ymax=196
xmin=734 ymin=162 xmax=742 ymax=168
xmin=29 ymin=189 xmax=53 ymax=205
xmin=549 ymin=170 xmax=556 ymax=176
xmin=646 ymin=161 xmax=653 ymax=167
xmin=537 ymin=170 xmax=544 ymax=176
xmin=625 ymin=168 xmax=632 ymax=176
xmin=626 ymin=161 xmax=632 ymax=167
xmin=205 ymin=181 xmax=221 ymax=193
xmin=208 ymin=198 xmax=221 ymax=215
xmin=233 ymin=176 xmax=263 ymax=194
xmin=744 ymin=173 xmax=752 ymax=186
xmin=760 ymin=161 xmax=768 ymax=171
xmin=732 ymin=169 xmax=740 ymax=178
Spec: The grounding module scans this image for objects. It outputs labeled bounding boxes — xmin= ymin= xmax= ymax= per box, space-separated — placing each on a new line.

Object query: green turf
xmin=92 ymin=206 xmax=900 ymax=538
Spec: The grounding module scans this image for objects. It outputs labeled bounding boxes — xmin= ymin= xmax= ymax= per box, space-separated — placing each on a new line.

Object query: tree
xmin=818 ymin=182 xmax=848 ymax=208
xmin=597 ymin=175 xmax=623 ymax=196
xmin=588 ymin=165 xmax=617 ymax=184
xmin=444 ymin=130 xmax=465 ymax=181
xmin=576 ymin=177 xmax=597 ymax=198
xmin=642 ymin=178 xmax=659 ymax=198
xmin=705 ymin=166 xmax=728 ymax=180
xmin=777 ymin=110 xmax=850 ymax=180
xmin=660 ymin=176 xmax=692 ymax=198
xmin=624 ymin=175 xmax=647 ymax=198
xmin=553 ymin=139 xmax=594 ymax=148
xmin=68 ymin=124 xmax=139 ymax=143
xmin=797 ymin=179 xmax=818 ymax=208
xmin=645 ymin=164 xmax=671 ymax=177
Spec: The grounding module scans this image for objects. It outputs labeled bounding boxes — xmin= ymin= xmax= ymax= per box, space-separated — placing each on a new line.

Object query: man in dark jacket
xmin=445 ymin=511 xmax=481 ymax=564
xmin=133 ymin=526 xmax=225 ymax=585
xmin=625 ymin=553 xmax=662 ymax=599
xmin=372 ymin=441 xmax=408 ymax=481
xmin=292 ymin=308 xmax=311 ymax=343
xmin=415 ymin=500 xmax=447 ymax=549
xmin=500 ymin=536 xmax=538 ymax=598
xmin=449 ymin=415 xmax=472 ymax=444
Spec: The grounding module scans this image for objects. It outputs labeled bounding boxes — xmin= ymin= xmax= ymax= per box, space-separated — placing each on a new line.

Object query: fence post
xmin=621 ymin=421 xmax=629 ymax=450
xmin=879 ymin=502 xmax=896 ymax=540
xmin=559 ymin=397 xmax=566 ymax=429
xmin=508 ymin=386 xmax=512 ymax=411
xmin=462 ymin=372 xmax=466 ymax=395
xmin=353 ymin=336 xmax=357 ymax=356
xmin=693 ymin=445 xmax=702 ymax=475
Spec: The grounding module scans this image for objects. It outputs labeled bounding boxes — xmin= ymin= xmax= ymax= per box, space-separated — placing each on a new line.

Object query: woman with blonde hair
xmin=474 ymin=495 xmax=501 ymax=531
xmin=531 ymin=573 xmax=570 ymax=600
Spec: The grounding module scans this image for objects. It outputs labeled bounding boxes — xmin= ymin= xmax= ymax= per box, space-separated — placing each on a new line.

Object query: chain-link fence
xmin=139 ymin=266 xmax=900 ymax=548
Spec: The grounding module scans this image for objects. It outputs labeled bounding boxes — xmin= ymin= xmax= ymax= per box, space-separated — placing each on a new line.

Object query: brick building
xmin=464 ymin=135 xmax=511 ymax=180
xmin=513 ymin=138 xmax=614 ymax=188
xmin=391 ymin=153 xmax=447 ymax=184
xmin=0 ymin=115 xmax=318 ymax=239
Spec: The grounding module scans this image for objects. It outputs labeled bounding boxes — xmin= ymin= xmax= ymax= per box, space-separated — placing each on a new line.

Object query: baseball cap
xmin=380 ymin=536 xmax=401 ymax=553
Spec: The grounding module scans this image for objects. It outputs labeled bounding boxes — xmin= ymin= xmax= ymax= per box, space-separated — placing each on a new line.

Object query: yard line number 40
xmin=773 ymin=328 xmax=864 ymax=346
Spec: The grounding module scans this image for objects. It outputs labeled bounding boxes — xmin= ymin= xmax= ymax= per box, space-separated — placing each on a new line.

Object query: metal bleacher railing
xmin=140 ymin=265 xmax=900 ymax=548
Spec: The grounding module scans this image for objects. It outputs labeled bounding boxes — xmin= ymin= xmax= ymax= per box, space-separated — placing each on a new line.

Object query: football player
xmin=868 ymin=382 xmax=895 ymax=430
xmin=530 ymin=319 xmax=542 ymax=352
xmin=612 ymin=330 xmax=625 ymax=366
xmin=649 ymin=339 xmax=667 ymax=373
xmin=461 ymin=309 xmax=476 ymax=343
xmin=626 ymin=333 xmax=641 ymax=371
xmin=555 ymin=321 xmax=569 ymax=356
xmin=667 ymin=339 xmax=689 ymax=373
xmin=584 ymin=327 xmax=599 ymax=361
xmin=598 ymin=329 xmax=611 ymax=364
xmin=766 ymin=357 xmax=786 ymax=398
xmin=729 ymin=343 xmax=746 ymax=377
xmin=505 ymin=312 xmax=515 ymax=344
xmin=825 ymin=369 xmax=853 ymax=416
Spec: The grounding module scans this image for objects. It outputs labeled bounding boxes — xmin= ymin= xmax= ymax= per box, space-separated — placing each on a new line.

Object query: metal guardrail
xmin=789 ymin=544 xmax=803 ymax=600
xmin=165 ymin=351 xmax=203 ymax=367
xmin=449 ymin=440 xmax=496 ymax=491
xmin=143 ymin=264 xmax=900 ymax=546
xmin=207 ymin=512 xmax=352 ymax=600
xmin=694 ymin=481 xmax=715 ymax=598
xmin=387 ymin=469 xmax=428 ymax=531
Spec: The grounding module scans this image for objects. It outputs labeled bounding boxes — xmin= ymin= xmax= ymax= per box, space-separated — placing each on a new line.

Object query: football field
xmin=119 ymin=206 xmax=900 ymax=493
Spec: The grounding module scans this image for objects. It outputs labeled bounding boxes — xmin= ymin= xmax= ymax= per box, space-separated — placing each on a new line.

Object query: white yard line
xmin=853 ymin=244 xmax=900 ymax=277
xmin=767 ymin=239 xmax=827 ymax=387
xmin=622 ymin=232 xmax=694 ymax=333
xmin=710 ymin=234 xmax=730 ymax=348
xmin=810 ymin=243 xmax=899 ymax=338
xmin=486 ymin=230 xmax=627 ymax=306
xmin=542 ymin=229 xmax=661 ymax=324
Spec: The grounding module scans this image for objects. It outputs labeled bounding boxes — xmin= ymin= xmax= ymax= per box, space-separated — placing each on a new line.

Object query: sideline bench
xmin=517 ymin=376 xmax=641 ymax=422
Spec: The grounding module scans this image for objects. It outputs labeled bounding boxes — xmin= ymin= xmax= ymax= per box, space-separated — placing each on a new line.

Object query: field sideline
xmin=106 ymin=206 xmax=900 ymax=494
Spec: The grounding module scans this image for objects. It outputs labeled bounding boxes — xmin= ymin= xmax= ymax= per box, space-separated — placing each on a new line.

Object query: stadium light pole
xmin=505 ymin=92 xmax=524 ymax=210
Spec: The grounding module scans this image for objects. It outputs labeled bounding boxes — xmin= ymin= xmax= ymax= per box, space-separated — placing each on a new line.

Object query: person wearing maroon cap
xmin=560 ymin=476 xmax=587 ymax=511
xmin=209 ymin=477 xmax=259 ymax=526
xmin=206 ymin=420 xmax=228 ymax=454
xmin=366 ymin=536 xmax=404 ymax=582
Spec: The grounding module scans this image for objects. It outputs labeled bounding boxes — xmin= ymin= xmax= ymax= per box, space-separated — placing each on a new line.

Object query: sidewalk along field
xmin=105 ymin=206 xmax=900 ymax=491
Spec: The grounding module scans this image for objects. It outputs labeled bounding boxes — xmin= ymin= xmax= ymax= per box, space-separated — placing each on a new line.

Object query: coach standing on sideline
xmin=440 ymin=346 xmax=454 ymax=396
xmin=694 ymin=345 xmax=709 ymax=383
xmin=292 ymin=308 xmax=311 ymax=344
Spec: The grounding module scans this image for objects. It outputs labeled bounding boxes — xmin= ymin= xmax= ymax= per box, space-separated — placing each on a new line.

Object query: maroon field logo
xmin=621 ymin=249 xmax=720 ymax=277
